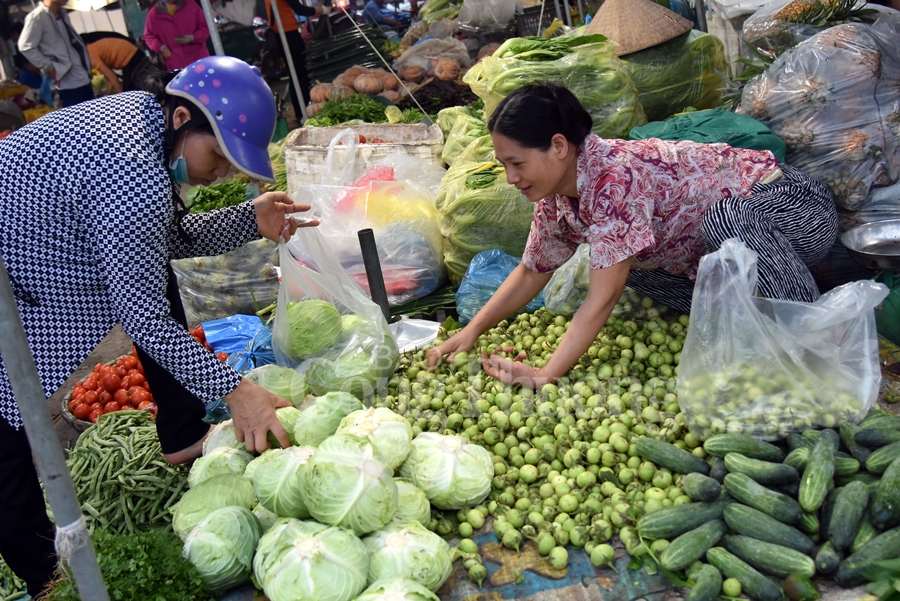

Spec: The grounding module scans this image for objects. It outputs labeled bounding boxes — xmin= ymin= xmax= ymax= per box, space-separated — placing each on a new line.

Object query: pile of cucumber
xmin=634 ymin=408 xmax=900 ymax=601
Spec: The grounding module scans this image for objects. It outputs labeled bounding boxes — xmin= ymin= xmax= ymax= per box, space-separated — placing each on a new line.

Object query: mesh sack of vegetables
xmin=617 ymin=30 xmax=727 ymax=122
xmin=172 ymin=238 xmax=280 ymax=326
xmin=456 ymin=249 xmax=544 ymax=323
xmin=272 ymin=225 xmax=399 ymax=400
xmin=738 ymin=15 xmax=900 ymax=210
xmin=437 ymin=107 xmax=488 ymax=167
xmin=463 ymin=34 xmax=647 ymax=140
xmin=434 ymin=143 xmax=534 ymax=284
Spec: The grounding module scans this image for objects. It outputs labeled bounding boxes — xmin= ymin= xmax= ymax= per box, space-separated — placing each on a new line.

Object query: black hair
xmin=487 ymin=82 xmax=593 ymax=150
xmin=142 ymin=69 xmax=215 ymax=160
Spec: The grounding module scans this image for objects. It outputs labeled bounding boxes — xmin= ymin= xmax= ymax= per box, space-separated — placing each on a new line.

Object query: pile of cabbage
xmin=173 ymin=395 xmax=494 ymax=599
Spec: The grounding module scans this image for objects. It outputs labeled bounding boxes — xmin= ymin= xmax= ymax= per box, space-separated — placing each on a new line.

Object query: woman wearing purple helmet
xmin=0 ymin=55 xmax=316 ymax=594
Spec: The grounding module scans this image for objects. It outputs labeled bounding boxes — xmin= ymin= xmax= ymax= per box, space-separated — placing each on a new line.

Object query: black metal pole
xmin=357 ymin=229 xmax=392 ymax=324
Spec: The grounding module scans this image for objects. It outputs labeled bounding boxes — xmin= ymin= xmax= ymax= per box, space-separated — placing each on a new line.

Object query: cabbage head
xmin=202 ymin=419 xmax=247 ymax=456
xmin=268 ymin=406 xmax=302 ymax=448
xmin=243 ymin=450 xmax=271 ymax=480
xmin=393 ymin=479 xmax=431 ymax=526
xmin=252 ymin=519 xmax=369 ymax=601
xmin=300 ymin=434 xmax=398 ymax=535
xmin=182 ymin=506 xmax=261 ymax=593
xmin=293 ymin=391 xmax=363 ymax=447
xmin=253 ymin=503 xmax=280 ymax=532
xmin=188 ymin=447 xmax=255 ymax=488
xmin=355 ymin=577 xmax=440 ymax=601
xmin=171 ymin=475 xmax=257 ymax=541
xmin=251 ymin=446 xmax=317 ymax=519
xmin=336 ymin=407 xmax=413 ymax=471
xmin=284 ymin=300 xmax=342 ymax=359
xmin=306 ymin=343 xmax=395 ymax=399
xmin=364 ymin=521 xmax=451 ymax=591
xmin=399 ymin=433 xmax=493 ymax=510
xmin=245 ymin=364 xmax=309 ymax=405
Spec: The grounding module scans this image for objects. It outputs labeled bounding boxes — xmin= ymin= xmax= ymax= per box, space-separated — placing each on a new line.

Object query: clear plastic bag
xmin=456 ymin=249 xmax=544 ymax=323
xmin=272 ymin=229 xmax=399 ymax=400
xmin=458 ymin=0 xmax=516 ymax=31
xmin=738 ymin=15 xmax=900 ymax=210
xmin=394 ymin=38 xmax=472 ymax=75
xmin=740 ymin=0 xmax=831 ymax=58
xmin=172 ymin=238 xmax=280 ymax=327
xmin=438 ymin=107 xmax=488 ymax=166
xmin=543 ymin=244 xmax=590 ymax=316
xmin=677 ymin=238 xmax=889 ymax=441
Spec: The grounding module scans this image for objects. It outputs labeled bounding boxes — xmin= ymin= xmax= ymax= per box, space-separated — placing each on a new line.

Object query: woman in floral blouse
xmin=428 ymin=82 xmax=837 ymax=388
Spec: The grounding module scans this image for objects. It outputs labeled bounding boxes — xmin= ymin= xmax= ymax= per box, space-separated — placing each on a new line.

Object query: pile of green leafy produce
xmin=397 ymin=80 xmax=479 ymax=117
xmin=418 ymin=0 xmax=463 ymax=22
xmin=304 ymin=94 xmax=390 ymax=127
xmin=186 ymin=178 xmax=249 ymax=213
xmin=437 ymin=106 xmax=488 ymax=166
xmin=0 ymin=558 xmax=26 ymax=601
xmin=464 ymin=35 xmax=647 ymax=139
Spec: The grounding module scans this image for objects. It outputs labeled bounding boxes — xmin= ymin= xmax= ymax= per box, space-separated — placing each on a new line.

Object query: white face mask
xmin=168 ymin=131 xmax=190 ymax=184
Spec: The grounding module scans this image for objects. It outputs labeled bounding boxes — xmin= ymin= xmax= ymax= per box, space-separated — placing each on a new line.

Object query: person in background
xmin=143 ymin=0 xmax=210 ymax=70
xmin=263 ymin=0 xmax=328 ymax=123
xmin=88 ymin=36 xmax=161 ymax=93
xmin=17 ymin=0 xmax=93 ymax=107
xmin=363 ymin=0 xmax=399 ymax=29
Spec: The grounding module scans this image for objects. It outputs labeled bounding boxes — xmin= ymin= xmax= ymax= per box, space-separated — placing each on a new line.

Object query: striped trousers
xmin=626 ymin=165 xmax=838 ymax=314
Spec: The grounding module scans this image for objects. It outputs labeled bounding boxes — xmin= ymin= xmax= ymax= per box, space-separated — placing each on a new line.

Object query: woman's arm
xmin=481 ymin=257 xmax=631 ymax=387
xmin=97 ymin=61 xmax=123 ymax=93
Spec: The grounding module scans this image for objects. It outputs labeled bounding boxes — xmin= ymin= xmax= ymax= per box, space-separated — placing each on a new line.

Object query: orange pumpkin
xmin=328 ymin=85 xmax=356 ymax=101
xmin=306 ymin=102 xmax=325 ymax=117
xmin=310 ymin=83 xmax=331 ymax=103
xmin=434 ymin=57 xmax=460 ymax=81
xmin=344 ymin=65 xmax=368 ymax=78
xmin=398 ymin=65 xmax=425 ymax=83
xmin=354 ymin=73 xmax=384 ymax=95
xmin=381 ymin=73 xmax=400 ymax=91
xmin=379 ymin=90 xmax=400 ymax=102
xmin=332 ymin=73 xmax=353 ymax=88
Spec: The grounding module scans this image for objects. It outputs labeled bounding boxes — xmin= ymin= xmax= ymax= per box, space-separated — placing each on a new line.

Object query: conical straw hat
xmin=585 ymin=0 xmax=693 ymax=56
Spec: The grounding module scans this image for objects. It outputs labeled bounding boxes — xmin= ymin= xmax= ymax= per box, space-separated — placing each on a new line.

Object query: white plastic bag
xmin=677 ymin=239 xmax=888 ymax=440
xmin=394 ymin=38 xmax=472 ymax=75
xmin=542 ymin=244 xmax=590 ymax=316
xmin=272 ymin=229 xmax=399 ymax=400
xmin=458 ymin=0 xmax=515 ymax=30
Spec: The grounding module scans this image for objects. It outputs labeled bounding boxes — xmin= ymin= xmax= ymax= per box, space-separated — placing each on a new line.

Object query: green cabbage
xmin=202 ymin=419 xmax=247 ymax=456
xmin=300 ymin=434 xmax=398 ymax=535
xmin=393 ymin=479 xmax=431 ymax=526
xmin=268 ymin=406 xmax=302 ymax=448
xmin=253 ymin=519 xmax=369 ymax=601
xmin=182 ymin=506 xmax=261 ymax=593
xmin=188 ymin=447 xmax=254 ymax=488
xmin=364 ymin=522 xmax=452 ymax=591
xmin=336 ymin=407 xmax=413 ymax=471
xmin=399 ymin=433 xmax=493 ymax=510
xmin=251 ymin=446 xmax=317 ymax=519
xmin=253 ymin=503 xmax=280 ymax=532
xmin=293 ymin=392 xmax=363 ymax=447
xmin=355 ymin=577 xmax=440 ymax=601
xmin=171 ymin=475 xmax=257 ymax=541
xmin=283 ymin=300 xmax=342 ymax=359
xmin=245 ymin=365 xmax=309 ymax=405
xmin=243 ymin=450 xmax=270 ymax=480
xmin=307 ymin=322 xmax=399 ymax=399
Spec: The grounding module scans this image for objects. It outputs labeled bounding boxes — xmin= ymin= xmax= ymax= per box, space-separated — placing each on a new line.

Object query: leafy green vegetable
xmin=335 ymin=407 xmax=413 ymax=470
xmin=399 ymin=433 xmax=494 ymax=510
xmin=393 ymin=478 xmax=432 ymax=525
xmin=182 ymin=506 xmax=261 ymax=593
xmin=245 ymin=364 xmax=309 ymax=405
xmin=251 ymin=446 xmax=317 ymax=519
xmin=283 ymin=299 xmax=342 ymax=360
xmin=364 ymin=522 xmax=452 ymax=591
xmin=45 ymin=528 xmax=212 ymax=601
xmin=305 ymin=94 xmax=391 ymax=126
xmin=186 ymin=178 xmax=249 ymax=213
xmin=293 ymin=391 xmax=364 ymax=447
xmin=356 ymin=578 xmax=439 ymax=601
xmin=187 ymin=447 xmax=254 ymax=488
xmin=170 ymin=475 xmax=257 ymax=541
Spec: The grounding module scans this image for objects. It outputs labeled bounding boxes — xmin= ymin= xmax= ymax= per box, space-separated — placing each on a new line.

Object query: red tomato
xmin=128 ymin=372 xmax=146 ymax=387
xmin=216 ymin=352 xmax=229 ymax=362
xmin=68 ymin=399 xmax=79 ymax=412
xmin=73 ymin=382 xmax=85 ymax=395
xmin=113 ymin=389 xmax=129 ymax=406
xmin=72 ymin=389 xmax=85 ymax=402
xmin=137 ymin=400 xmax=154 ymax=411
xmin=131 ymin=388 xmax=151 ymax=405
xmin=103 ymin=401 xmax=120 ymax=414
xmin=88 ymin=409 xmax=100 ymax=423
xmin=115 ymin=366 xmax=127 ymax=378
xmin=73 ymin=403 xmax=91 ymax=420
xmin=120 ymin=375 xmax=132 ymax=389
xmin=101 ymin=373 xmax=121 ymax=392
xmin=82 ymin=375 xmax=100 ymax=391
xmin=83 ymin=390 xmax=99 ymax=405
xmin=121 ymin=355 xmax=138 ymax=370
xmin=92 ymin=363 xmax=103 ymax=374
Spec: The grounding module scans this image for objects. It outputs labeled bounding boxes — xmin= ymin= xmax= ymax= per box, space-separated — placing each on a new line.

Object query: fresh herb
xmin=45 ymin=528 xmax=212 ymax=601
xmin=186 ymin=178 xmax=249 ymax=213
xmin=305 ymin=94 xmax=390 ymax=126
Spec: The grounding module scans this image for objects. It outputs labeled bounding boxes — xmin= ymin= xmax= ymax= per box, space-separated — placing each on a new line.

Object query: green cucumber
xmin=686 ymin=564 xmax=722 ymax=601
xmin=802 ymin=429 xmax=821 ymax=442
xmin=783 ymin=573 xmax=820 ymax=601
xmin=798 ymin=512 xmax=820 ymax=537
xmin=774 ymin=481 xmax=801 ymax=498
xmin=866 ymin=441 xmax=900 ymax=474
xmin=724 ymin=472 xmax=802 ymax=524
xmin=787 ymin=433 xmax=814 ymax=451
xmin=836 ymin=471 xmax=880 ymax=492
xmin=724 ymin=452 xmax=799 ymax=485
xmin=723 ymin=504 xmax=815 ymax=555
xmin=682 ymin=473 xmax=722 ymax=503
xmin=722 ymin=534 xmax=816 ymax=578
xmin=706 ymin=547 xmax=783 ymax=601
xmin=851 ymin=513 xmax=878 ymax=554
xmin=637 ymin=499 xmax=730 ymax=540
xmin=855 ymin=428 xmax=900 ymax=448
xmin=835 ymin=527 xmax=900 ymax=587
xmin=799 ymin=428 xmax=838 ymax=513
xmin=709 ymin=457 xmax=728 ymax=484
xmin=871 ymin=457 xmax=900 ymax=530
xmin=703 ymin=434 xmax=785 ymax=462
xmin=659 ymin=520 xmax=728 ymax=571
xmin=636 ymin=438 xmax=710 ymax=475
xmin=819 ymin=489 xmax=838 ymax=541
xmin=840 ymin=423 xmax=871 ymax=464
xmin=783 ymin=447 xmax=858 ymax=476
xmin=784 ymin=447 xmax=810 ymax=471
xmin=859 ymin=414 xmax=900 ymax=430
xmin=815 ymin=541 xmax=842 ymax=575
xmin=828 ymin=481 xmax=870 ymax=551
xmin=860 ymin=409 xmax=887 ymax=428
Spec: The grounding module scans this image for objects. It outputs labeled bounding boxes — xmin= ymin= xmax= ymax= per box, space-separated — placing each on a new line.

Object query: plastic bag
xmin=172 ymin=238 xmax=280 ymax=327
xmin=707 ymin=0 xmax=768 ymax=20
xmin=458 ymin=0 xmax=516 ymax=31
xmin=543 ymin=244 xmax=590 ymax=316
xmin=225 ymin=326 xmax=277 ymax=374
xmin=677 ymin=238 xmax=889 ymax=440
xmin=434 ymin=151 xmax=534 ymax=284
xmin=740 ymin=0 xmax=830 ymax=57
xmin=374 ymin=151 xmax=447 ymax=197
xmin=273 ymin=227 xmax=399 ymax=399
xmin=202 ymin=314 xmax=265 ymax=354
xmin=456 ymin=249 xmax=544 ymax=323
xmin=738 ymin=15 xmax=900 ymax=210
xmin=395 ymin=38 xmax=472 ymax=75
xmin=618 ymin=31 xmax=727 ymax=122
xmin=437 ymin=107 xmax=488 ymax=166
xmin=464 ymin=35 xmax=647 ymax=139
xmin=389 ymin=317 xmax=442 ymax=353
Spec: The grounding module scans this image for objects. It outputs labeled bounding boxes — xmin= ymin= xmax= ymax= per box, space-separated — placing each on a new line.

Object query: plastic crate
xmin=284 ymin=123 xmax=444 ymax=188
xmin=515 ymin=5 xmax=555 ymax=37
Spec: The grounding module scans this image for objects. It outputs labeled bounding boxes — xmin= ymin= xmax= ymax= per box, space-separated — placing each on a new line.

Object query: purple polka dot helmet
xmin=167 ymin=56 xmax=277 ymax=183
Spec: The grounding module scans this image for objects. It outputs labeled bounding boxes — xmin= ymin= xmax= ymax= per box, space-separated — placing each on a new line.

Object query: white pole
xmin=198 ymin=0 xmax=225 ymax=55
xmin=270 ymin=0 xmax=309 ymax=123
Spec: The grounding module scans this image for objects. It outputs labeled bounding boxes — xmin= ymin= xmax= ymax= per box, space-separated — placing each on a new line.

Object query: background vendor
xmin=87 ymin=36 xmax=160 ymax=94
xmin=428 ymin=82 xmax=838 ymax=389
